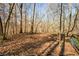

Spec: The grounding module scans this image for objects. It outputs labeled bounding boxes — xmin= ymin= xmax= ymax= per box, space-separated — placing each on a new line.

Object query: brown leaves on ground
xmin=0 ymin=33 xmax=78 ymax=56
xmin=0 ymin=33 xmax=54 ymax=55
xmin=64 ymin=42 xmax=78 ymax=56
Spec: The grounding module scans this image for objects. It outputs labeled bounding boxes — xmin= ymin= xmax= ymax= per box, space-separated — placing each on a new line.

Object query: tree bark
xmin=60 ymin=3 xmax=62 ymax=33
xmin=15 ymin=4 xmax=17 ymax=34
xmin=24 ymin=8 xmax=27 ymax=33
xmin=20 ymin=4 xmax=23 ymax=33
xmin=30 ymin=3 xmax=36 ymax=34
xmin=0 ymin=16 xmax=3 ymax=35
xmin=3 ymin=3 xmax=15 ymax=40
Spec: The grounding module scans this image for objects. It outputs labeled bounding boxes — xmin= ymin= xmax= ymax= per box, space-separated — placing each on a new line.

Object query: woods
xmin=0 ymin=3 xmax=79 ymax=56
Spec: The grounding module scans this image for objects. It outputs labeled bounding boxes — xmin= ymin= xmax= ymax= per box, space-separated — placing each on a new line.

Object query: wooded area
xmin=0 ymin=3 xmax=79 ymax=56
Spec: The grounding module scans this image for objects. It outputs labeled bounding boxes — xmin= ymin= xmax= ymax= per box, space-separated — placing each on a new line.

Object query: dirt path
xmin=64 ymin=42 xmax=79 ymax=56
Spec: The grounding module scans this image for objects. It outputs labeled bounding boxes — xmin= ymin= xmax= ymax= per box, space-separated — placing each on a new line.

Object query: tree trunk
xmin=67 ymin=4 xmax=72 ymax=36
xmin=30 ymin=3 xmax=36 ymax=34
xmin=67 ymin=13 xmax=72 ymax=36
xmin=3 ymin=3 xmax=15 ymax=40
xmin=15 ymin=4 xmax=17 ymax=34
xmin=60 ymin=3 xmax=62 ymax=33
xmin=0 ymin=16 xmax=3 ymax=35
xmin=59 ymin=3 xmax=63 ymax=41
xmin=20 ymin=4 xmax=23 ymax=33
xmin=24 ymin=8 xmax=27 ymax=32
xmin=67 ymin=10 xmax=78 ymax=36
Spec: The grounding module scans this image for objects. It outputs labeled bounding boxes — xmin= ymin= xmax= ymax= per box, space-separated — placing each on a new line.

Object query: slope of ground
xmin=0 ymin=33 xmax=79 ymax=56
xmin=0 ymin=33 xmax=57 ymax=56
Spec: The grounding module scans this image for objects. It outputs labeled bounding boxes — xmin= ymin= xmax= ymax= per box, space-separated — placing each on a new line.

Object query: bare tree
xmin=15 ymin=4 xmax=17 ymax=34
xmin=60 ymin=3 xmax=62 ymax=33
xmin=24 ymin=5 xmax=27 ymax=33
xmin=3 ymin=3 xmax=15 ymax=40
xmin=0 ymin=4 xmax=6 ymax=36
xmin=67 ymin=4 xmax=72 ymax=36
xmin=19 ymin=3 xmax=23 ymax=33
xmin=62 ymin=5 xmax=65 ymax=33
xmin=30 ymin=3 xmax=36 ymax=33
xmin=67 ymin=9 xmax=78 ymax=35
xmin=0 ymin=16 xmax=3 ymax=35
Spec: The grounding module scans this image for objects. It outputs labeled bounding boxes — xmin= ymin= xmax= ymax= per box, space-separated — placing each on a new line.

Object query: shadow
xmin=59 ymin=39 xmax=65 ymax=56
xmin=0 ymin=34 xmax=58 ymax=56
xmin=2 ymin=39 xmax=53 ymax=56
xmin=47 ymin=42 xmax=59 ymax=56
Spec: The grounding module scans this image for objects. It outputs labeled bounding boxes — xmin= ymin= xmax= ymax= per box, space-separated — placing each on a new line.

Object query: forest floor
xmin=0 ymin=33 xmax=78 ymax=56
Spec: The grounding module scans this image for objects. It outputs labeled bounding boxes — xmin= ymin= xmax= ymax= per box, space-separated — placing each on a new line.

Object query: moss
xmin=70 ymin=36 xmax=79 ymax=49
